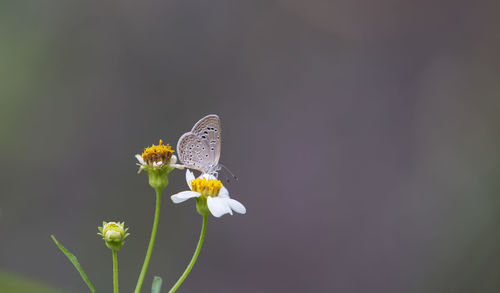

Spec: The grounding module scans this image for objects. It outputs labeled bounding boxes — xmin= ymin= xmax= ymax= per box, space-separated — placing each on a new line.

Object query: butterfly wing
xmin=177 ymin=133 xmax=213 ymax=173
xmin=177 ymin=114 xmax=221 ymax=173
xmin=191 ymin=114 xmax=221 ymax=169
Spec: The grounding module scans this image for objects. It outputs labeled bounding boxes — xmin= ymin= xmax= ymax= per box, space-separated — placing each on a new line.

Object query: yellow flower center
xmin=190 ymin=178 xmax=223 ymax=197
xmin=141 ymin=139 xmax=174 ymax=166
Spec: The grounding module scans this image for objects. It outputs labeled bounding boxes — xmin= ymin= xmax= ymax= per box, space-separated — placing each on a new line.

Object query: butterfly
xmin=177 ymin=114 xmax=222 ymax=175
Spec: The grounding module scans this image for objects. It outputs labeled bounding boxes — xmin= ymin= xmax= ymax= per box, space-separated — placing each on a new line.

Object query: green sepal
xmin=145 ymin=166 xmax=170 ymax=190
xmin=50 ymin=235 xmax=97 ymax=293
xmin=151 ymin=276 xmax=162 ymax=293
xmin=195 ymin=197 xmax=209 ymax=216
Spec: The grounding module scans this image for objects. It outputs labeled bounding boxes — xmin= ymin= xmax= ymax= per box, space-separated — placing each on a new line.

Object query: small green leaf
xmin=50 ymin=235 xmax=97 ymax=293
xmin=151 ymin=276 xmax=162 ymax=293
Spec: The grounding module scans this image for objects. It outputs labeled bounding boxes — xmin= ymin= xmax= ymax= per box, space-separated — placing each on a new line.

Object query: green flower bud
xmin=98 ymin=221 xmax=130 ymax=251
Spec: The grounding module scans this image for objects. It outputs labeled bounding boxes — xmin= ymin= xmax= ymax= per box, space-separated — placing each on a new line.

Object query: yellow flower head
xmin=190 ymin=177 xmax=223 ymax=197
xmin=141 ymin=139 xmax=174 ymax=167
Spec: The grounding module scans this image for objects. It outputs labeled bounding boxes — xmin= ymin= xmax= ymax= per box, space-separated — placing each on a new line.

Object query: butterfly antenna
xmin=218 ymin=164 xmax=238 ymax=183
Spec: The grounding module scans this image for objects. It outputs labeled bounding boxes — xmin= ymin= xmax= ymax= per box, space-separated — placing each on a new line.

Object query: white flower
xmin=171 ymin=170 xmax=246 ymax=218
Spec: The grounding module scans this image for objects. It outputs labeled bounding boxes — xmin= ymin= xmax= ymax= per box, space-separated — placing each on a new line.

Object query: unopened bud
xmin=98 ymin=221 xmax=129 ymax=251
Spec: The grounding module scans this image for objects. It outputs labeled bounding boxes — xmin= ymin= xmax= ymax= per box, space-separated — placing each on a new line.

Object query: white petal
xmin=226 ymin=198 xmax=246 ymax=214
xmin=186 ymin=169 xmax=195 ymax=190
xmin=171 ymin=191 xmax=201 ymax=203
xmin=135 ymin=154 xmax=145 ymax=164
xmin=201 ymin=173 xmax=217 ymax=180
xmin=207 ymin=196 xmax=232 ymax=217
xmin=218 ymin=185 xmax=230 ymax=198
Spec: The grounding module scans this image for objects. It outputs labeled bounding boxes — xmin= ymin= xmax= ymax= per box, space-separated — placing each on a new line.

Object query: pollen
xmin=141 ymin=139 xmax=174 ymax=167
xmin=190 ymin=177 xmax=223 ymax=197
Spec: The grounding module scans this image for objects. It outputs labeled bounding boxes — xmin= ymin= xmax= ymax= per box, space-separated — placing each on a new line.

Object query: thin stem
xmin=134 ymin=188 xmax=162 ymax=293
xmin=168 ymin=215 xmax=208 ymax=293
xmin=112 ymin=249 xmax=119 ymax=293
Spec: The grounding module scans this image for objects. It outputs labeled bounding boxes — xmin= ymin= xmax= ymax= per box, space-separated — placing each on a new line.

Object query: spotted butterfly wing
xmin=191 ymin=114 xmax=221 ymax=165
xmin=177 ymin=114 xmax=221 ymax=174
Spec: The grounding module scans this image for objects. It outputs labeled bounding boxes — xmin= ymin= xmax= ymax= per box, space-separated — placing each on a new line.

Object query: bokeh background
xmin=1 ymin=0 xmax=500 ymax=292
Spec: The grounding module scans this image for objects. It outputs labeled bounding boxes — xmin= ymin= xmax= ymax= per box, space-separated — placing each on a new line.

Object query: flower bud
xmin=98 ymin=221 xmax=129 ymax=251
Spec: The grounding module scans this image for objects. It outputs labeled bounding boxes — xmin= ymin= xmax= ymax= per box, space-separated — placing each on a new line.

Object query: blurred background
xmin=1 ymin=0 xmax=500 ymax=292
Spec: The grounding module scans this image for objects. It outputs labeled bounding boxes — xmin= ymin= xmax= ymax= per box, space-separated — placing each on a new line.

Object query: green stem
xmin=134 ymin=188 xmax=162 ymax=293
xmin=168 ymin=215 xmax=208 ymax=293
xmin=112 ymin=249 xmax=119 ymax=293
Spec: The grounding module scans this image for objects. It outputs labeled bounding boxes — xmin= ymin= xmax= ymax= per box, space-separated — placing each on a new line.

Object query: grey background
xmin=1 ymin=0 xmax=500 ymax=292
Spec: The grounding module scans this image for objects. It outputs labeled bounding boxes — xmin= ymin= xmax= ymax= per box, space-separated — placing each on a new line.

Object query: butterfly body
xmin=177 ymin=114 xmax=222 ymax=175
